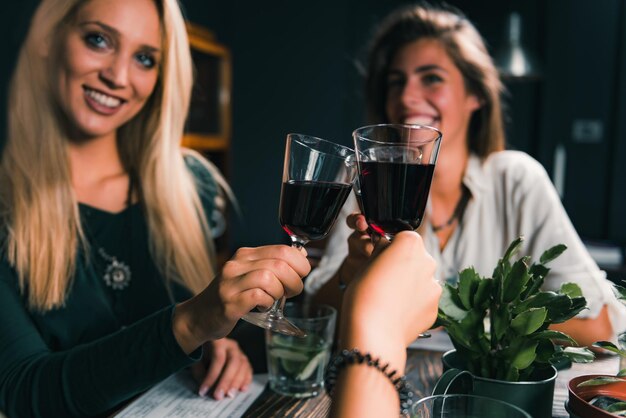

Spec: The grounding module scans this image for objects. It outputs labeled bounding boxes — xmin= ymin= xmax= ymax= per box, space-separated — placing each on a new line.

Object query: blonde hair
xmin=1 ymin=0 xmax=227 ymax=310
xmin=365 ymin=3 xmax=505 ymax=157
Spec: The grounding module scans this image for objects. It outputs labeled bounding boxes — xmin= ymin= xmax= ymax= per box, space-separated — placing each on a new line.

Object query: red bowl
xmin=568 ymin=374 xmax=626 ymax=417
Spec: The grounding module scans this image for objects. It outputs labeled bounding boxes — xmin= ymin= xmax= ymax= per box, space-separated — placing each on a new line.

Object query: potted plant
xmin=435 ymin=236 xmax=595 ymax=418
xmin=567 ymin=285 xmax=626 ymax=417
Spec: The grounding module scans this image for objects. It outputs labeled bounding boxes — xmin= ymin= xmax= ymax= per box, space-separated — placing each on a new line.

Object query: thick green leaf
xmin=438 ymin=284 xmax=468 ymax=321
xmin=539 ymin=244 xmax=567 ymax=264
xmin=535 ymin=339 xmax=556 ymax=364
xmin=502 ymin=257 xmax=531 ymax=303
xmin=493 ymin=262 xmax=507 ymax=304
xmin=563 ymin=346 xmax=595 ymax=363
xmin=544 ymin=295 xmax=575 ymax=321
xmin=529 ymin=264 xmax=550 ymax=281
xmin=607 ymin=402 xmax=626 ymax=414
xmin=560 ymin=283 xmax=583 ymax=298
xmin=445 ymin=322 xmax=475 ymax=351
xmin=511 ymin=308 xmax=547 ymax=335
xmin=510 ymin=340 xmax=539 ymax=370
xmin=578 ymin=376 xmax=626 ymax=387
xmin=531 ymin=330 xmax=576 ymax=345
xmin=472 ymin=278 xmax=493 ymax=309
xmin=549 ymin=354 xmax=573 ymax=370
xmin=521 ymin=264 xmax=549 ymax=299
xmin=494 ymin=237 xmax=524 ymax=303
xmin=458 ymin=268 xmax=480 ymax=310
xmin=550 ymin=296 xmax=587 ymax=324
xmin=513 ymin=291 xmax=560 ymax=314
xmin=503 ymin=236 xmax=524 ymax=263
xmin=460 ymin=309 xmax=484 ymax=330
xmin=492 ymin=306 xmax=511 ymax=340
xmin=593 ymin=341 xmax=626 ymax=356
xmin=456 ymin=310 xmax=486 ymax=354
xmin=618 ymin=369 xmax=626 ymax=377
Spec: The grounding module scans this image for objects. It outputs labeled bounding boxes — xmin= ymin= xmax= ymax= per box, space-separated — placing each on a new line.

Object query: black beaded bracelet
xmin=325 ymin=348 xmax=414 ymax=415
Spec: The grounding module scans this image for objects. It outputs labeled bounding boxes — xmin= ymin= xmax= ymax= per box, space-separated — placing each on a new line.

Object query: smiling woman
xmin=308 ymin=3 xmax=625 ymax=350
xmin=0 ymin=0 xmax=311 ymax=417
xmin=55 ymin=0 xmax=161 ymax=142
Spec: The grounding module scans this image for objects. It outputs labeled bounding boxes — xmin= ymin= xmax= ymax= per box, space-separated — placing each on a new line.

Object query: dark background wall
xmin=3 ymin=1 xmax=625 ymax=260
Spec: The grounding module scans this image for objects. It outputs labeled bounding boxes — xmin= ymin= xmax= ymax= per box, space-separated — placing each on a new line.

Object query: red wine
xmin=359 ymin=161 xmax=435 ymax=238
xmin=279 ymin=180 xmax=352 ymax=241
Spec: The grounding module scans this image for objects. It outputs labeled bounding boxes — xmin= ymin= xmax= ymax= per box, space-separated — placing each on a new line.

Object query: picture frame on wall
xmin=183 ymin=22 xmax=231 ymax=153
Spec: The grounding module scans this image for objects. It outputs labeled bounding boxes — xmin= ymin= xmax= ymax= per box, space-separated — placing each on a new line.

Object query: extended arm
xmin=329 ymin=232 xmax=441 ymax=418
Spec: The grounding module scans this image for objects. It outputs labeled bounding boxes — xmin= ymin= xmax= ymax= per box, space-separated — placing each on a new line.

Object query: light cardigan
xmin=305 ymin=150 xmax=626 ymax=334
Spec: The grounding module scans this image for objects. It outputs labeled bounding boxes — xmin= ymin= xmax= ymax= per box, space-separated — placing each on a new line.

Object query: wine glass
xmin=353 ymin=124 xmax=442 ymax=241
xmin=242 ymin=133 xmax=355 ymax=337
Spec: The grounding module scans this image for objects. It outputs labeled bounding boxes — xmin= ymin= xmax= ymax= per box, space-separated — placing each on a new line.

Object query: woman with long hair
xmin=308 ymin=3 xmax=625 ymax=347
xmin=0 ymin=0 xmax=309 ymax=416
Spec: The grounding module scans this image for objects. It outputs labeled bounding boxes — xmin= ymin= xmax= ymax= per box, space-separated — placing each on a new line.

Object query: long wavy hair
xmin=1 ymin=0 xmax=229 ymax=311
xmin=365 ymin=3 xmax=505 ymax=157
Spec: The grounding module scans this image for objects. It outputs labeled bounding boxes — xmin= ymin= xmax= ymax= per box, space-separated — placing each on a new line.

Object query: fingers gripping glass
xmin=353 ymin=124 xmax=442 ymax=241
xmin=241 ymin=134 xmax=356 ymax=337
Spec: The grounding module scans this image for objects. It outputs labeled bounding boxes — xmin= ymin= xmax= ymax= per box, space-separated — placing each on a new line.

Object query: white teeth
xmin=85 ymin=88 xmax=122 ymax=108
xmin=405 ymin=116 xmax=437 ymax=126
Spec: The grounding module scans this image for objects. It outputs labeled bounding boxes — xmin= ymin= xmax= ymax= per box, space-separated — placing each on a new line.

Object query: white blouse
xmin=305 ymin=151 xmax=626 ymax=333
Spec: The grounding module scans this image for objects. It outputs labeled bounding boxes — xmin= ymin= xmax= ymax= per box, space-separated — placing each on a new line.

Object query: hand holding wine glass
xmin=172 ymin=244 xmax=309 ymax=354
xmin=242 ymin=133 xmax=356 ymax=336
xmin=353 ymin=124 xmax=442 ymax=241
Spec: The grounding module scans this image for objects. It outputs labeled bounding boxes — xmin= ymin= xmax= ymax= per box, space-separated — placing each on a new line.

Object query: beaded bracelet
xmin=325 ymin=348 xmax=414 ymax=415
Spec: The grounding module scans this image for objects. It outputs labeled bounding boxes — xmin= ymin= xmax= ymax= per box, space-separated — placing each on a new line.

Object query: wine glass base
xmin=242 ymin=311 xmax=307 ymax=338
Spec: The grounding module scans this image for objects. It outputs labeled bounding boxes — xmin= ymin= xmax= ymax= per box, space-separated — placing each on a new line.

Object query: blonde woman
xmin=0 ymin=0 xmax=309 ymax=416
xmin=309 ymin=3 xmax=625 ymax=347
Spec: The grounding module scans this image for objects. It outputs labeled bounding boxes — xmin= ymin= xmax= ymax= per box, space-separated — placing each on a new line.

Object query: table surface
xmin=242 ymin=349 xmax=620 ymax=418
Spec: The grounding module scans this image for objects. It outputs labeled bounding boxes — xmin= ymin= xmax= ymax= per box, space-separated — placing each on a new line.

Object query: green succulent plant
xmin=436 ymin=236 xmax=595 ymax=382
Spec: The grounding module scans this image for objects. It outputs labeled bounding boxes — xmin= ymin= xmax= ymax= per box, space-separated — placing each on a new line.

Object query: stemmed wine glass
xmin=242 ymin=133 xmax=355 ymax=337
xmin=353 ymin=124 xmax=442 ymax=240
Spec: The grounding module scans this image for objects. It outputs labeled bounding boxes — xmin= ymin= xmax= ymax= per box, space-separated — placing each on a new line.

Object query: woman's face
xmin=385 ymin=38 xmax=480 ymax=151
xmin=55 ymin=0 xmax=161 ymax=141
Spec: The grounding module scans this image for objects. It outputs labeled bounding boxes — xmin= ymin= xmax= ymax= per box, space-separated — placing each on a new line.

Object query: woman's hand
xmin=329 ymin=232 xmax=441 ymax=418
xmin=336 ymin=213 xmax=376 ymax=288
xmin=191 ymin=338 xmax=253 ymax=400
xmin=173 ymin=245 xmax=311 ymax=354
xmin=340 ymin=231 xmax=441 ymax=361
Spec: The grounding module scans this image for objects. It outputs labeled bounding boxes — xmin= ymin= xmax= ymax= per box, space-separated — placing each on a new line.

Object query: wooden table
xmin=242 ymin=349 xmax=620 ymax=418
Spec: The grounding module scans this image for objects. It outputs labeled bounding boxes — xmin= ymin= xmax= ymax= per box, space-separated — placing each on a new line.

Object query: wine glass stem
xmin=266 ymin=241 xmax=306 ymax=319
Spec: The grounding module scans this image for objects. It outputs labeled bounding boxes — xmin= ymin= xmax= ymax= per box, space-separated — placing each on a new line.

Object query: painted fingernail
xmin=198 ymin=385 xmax=208 ymax=397
xmin=227 ymin=388 xmax=237 ymax=398
xmin=214 ymin=389 xmax=224 ymax=400
xmin=240 ymin=385 xmax=249 ymax=392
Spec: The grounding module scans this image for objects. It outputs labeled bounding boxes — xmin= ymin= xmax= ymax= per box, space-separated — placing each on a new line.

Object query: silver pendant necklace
xmin=99 ymin=247 xmax=132 ymax=290
xmin=97 ymin=176 xmax=134 ymax=291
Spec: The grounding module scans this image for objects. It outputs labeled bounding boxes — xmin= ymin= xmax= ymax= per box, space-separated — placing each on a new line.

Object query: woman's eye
xmin=135 ymin=53 xmax=156 ymax=69
xmin=422 ymin=73 xmax=443 ymax=85
xmin=84 ymin=33 xmax=108 ymax=49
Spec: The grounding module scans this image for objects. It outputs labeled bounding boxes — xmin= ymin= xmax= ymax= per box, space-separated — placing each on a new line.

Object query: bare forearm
xmin=330 ymin=305 xmax=407 ymax=417
xmin=329 ymin=363 xmax=400 ymax=418
xmin=550 ymin=305 xmax=613 ymax=347
xmin=172 ymin=298 xmax=207 ymax=355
